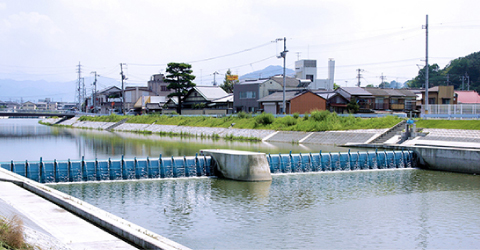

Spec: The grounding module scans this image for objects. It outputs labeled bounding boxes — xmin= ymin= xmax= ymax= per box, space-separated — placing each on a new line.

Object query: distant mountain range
xmin=0 ymin=77 xmax=121 ymax=103
xmin=0 ymin=65 xmax=294 ymax=102
xmin=239 ymin=65 xmax=295 ymax=80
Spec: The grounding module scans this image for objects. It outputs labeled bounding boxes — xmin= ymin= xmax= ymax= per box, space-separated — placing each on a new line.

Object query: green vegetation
xmin=164 ymin=62 xmax=196 ymax=114
xmin=416 ymin=119 xmax=480 ymax=130
xmin=408 ymin=51 xmax=480 ymax=92
xmin=76 ymin=111 xmax=403 ymax=132
xmin=0 ymin=216 xmax=34 ymax=250
xmin=79 ymin=114 xmax=125 ymax=122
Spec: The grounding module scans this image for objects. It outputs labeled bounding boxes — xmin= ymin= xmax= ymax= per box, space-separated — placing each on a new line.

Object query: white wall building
xmin=295 ymin=59 xmax=335 ymax=91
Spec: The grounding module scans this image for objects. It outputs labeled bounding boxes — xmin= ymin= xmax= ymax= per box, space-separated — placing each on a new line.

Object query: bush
xmin=293 ymin=113 xmax=300 ymax=119
xmin=237 ymin=111 xmax=251 ymax=119
xmin=255 ymin=112 xmax=274 ymax=125
xmin=0 ymin=215 xmax=28 ymax=249
xmin=281 ymin=116 xmax=297 ymax=126
xmin=310 ymin=110 xmax=331 ymax=122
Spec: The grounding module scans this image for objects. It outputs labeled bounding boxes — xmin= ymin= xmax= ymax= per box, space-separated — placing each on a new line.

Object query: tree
xmin=408 ymin=64 xmax=443 ymax=88
xmin=220 ymin=69 xmax=237 ymax=93
xmin=379 ymin=81 xmax=390 ymax=89
xmin=164 ymin=62 xmax=196 ymax=115
xmin=347 ymin=99 xmax=359 ymax=113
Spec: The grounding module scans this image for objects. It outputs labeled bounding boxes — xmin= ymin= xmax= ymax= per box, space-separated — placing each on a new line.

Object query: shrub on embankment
xmin=77 ymin=111 xmax=403 ymax=132
xmin=0 ymin=215 xmax=34 ymax=249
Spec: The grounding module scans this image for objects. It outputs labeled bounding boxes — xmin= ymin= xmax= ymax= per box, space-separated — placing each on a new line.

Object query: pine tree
xmin=164 ymin=62 xmax=196 ymax=114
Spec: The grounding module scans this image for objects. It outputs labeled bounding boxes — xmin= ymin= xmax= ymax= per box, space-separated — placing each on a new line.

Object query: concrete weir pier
xmin=201 ymin=149 xmax=272 ymax=181
xmin=415 ymin=145 xmax=480 ymax=175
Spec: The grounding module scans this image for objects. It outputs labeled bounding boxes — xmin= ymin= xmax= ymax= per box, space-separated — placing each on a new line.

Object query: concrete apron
xmin=201 ymin=149 xmax=272 ymax=181
xmin=0 ymin=168 xmax=191 ymax=250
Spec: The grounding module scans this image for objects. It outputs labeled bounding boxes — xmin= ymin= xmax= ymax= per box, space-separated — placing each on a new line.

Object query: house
xmin=257 ymin=89 xmax=327 ymax=114
xmin=21 ymin=101 xmax=36 ymax=110
xmin=312 ymin=91 xmax=346 ymax=113
xmin=133 ymin=96 xmax=167 ymax=114
xmin=94 ymin=86 xmax=122 ymax=113
xmin=421 ymin=86 xmax=456 ymax=105
xmin=147 ymin=74 xmax=173 ymax=97
xmin=455 ymin=90 xmax=480 ymax=104
xmin=124 ymin=86 xmax=156 ymax=111
xmin=363 ymin=88 xmax=417 ymax=111
xmin=233 ymin=76 xmax=308 ymax=113
xmin=164 ymin=86 xmax=233 ymax=115
xmin=36 ymin=101 xmax=57 ymax=111
xmin=334 ymin=87 xmax=374 ymax=112
xmin=333 ymin=87 xmax=417 ymax=113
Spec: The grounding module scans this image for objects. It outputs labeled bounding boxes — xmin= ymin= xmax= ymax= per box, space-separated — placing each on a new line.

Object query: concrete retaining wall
xmin=414 ymin=146 xmax=480 ymax=175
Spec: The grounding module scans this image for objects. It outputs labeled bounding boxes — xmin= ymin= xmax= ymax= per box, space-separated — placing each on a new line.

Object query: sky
xmin=0 ymin=0 xmax=479 ymax=93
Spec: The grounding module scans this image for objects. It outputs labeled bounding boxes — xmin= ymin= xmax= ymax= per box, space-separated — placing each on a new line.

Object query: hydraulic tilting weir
xmin=0 ymin=150 xmax=415 ymax=183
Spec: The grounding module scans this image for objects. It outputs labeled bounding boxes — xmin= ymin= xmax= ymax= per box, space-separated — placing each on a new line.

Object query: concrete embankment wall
xmin=414 ymin=146 xmax=480 ymax=175
xmin=42 ymin=117 xmax=386 ymax=145
xmin=0 ymin=168 xmax=191 ymax=250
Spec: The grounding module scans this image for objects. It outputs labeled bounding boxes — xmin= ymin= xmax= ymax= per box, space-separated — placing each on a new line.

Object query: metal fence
xmin=421 ymin=104 xmax=480 ymax=119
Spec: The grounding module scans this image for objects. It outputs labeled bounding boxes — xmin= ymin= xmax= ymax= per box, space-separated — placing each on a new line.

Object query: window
xmin=240 ymin=91 xmax=256 ymax=99
xmin=161 ymin=85 xmax=168 ymax=92
xmin=442 ymin=98 xmax=450 ymax=104
xmin=428 ymin=98 xmax=436 ymax=104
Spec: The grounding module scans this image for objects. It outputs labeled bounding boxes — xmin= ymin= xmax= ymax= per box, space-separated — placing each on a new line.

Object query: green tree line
xmin=408 ymin=51 xmax=480 ymax=92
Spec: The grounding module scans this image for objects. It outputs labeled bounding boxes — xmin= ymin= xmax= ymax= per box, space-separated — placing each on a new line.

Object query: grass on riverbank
xmin=415 ymin=119 xmax=480 ymax=130
xmin=78 ymin=111 xmax=403 ymax=132
xmin=0 ymin=215 xmax=34 ymax=250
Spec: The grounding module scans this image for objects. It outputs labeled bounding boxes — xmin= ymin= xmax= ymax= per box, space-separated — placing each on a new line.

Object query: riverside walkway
xmin=0 ymin=168 xmax=191 ymax=250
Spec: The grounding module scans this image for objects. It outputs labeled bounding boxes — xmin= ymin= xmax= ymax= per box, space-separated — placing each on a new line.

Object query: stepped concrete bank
xmin=0 ymin=168 xmax=191 ymax=250
xmin=42 ymin=117 xmax=387 ymax=145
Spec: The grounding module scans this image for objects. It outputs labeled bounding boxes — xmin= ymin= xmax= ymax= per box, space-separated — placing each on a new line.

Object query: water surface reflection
xmin=51 ymin=170 xmax=480 ymax=249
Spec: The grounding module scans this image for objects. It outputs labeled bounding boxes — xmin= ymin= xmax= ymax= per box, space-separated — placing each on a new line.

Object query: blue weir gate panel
xmin=1 ymin=150 xmax=415 ymax=183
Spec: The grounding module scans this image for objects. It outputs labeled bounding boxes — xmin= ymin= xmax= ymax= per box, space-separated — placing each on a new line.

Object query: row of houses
xmin=85 ymin=74 xmax=475 ymax=116
xmin=5 ymin=80 xmax=477 ymax=116
xmin=0 ymin=99 xmax=76 ymax=112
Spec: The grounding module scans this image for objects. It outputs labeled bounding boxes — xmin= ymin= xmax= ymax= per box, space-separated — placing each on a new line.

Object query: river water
xmin=1 ymin=119 xmax=480 ymax=249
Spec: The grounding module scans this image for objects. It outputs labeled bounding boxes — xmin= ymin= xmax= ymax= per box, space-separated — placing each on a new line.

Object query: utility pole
xmin=276 ymin=37 xmax=288 ymax=114
xmin=423 ymin=15 xmax=429 ymax=114
xmin=446 ymin=74 xmax=450 ymax=86
xmin=120 ymin=63 xmax=127 ymax=114
xmin=380 ymin=73 xmax=387 ymax=88
xmin=357 ymin=69 xmax=363 ymax=87
xmin=82 ymin=78 xmax=86 ymax=111
xmin=212 ymin=71 xmax=219 ymax=86
xmin=91 ymin=71 xmax=99 ymax=113
xmin=76 ymin=62 xmax=82 ymax=110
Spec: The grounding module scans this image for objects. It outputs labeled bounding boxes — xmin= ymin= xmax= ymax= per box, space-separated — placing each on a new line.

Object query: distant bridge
xmin=0 ymin=110 xmax=76 ymax=118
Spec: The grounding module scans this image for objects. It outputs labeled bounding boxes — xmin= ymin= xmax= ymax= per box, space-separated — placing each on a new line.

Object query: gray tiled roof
xmin=340 ymin=87 xmax=372 ymax=96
